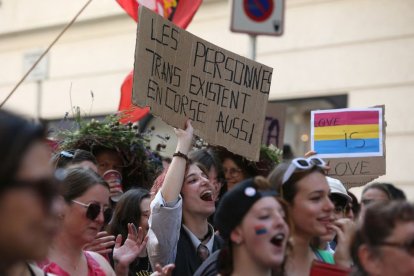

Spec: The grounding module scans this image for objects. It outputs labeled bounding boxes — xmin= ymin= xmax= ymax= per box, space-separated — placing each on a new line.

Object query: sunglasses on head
xmin=72 ymin=200 xmax=112 ymax=224
xmin=282 ymin=157 xmax=327 ymax=185
xmin=379 ymin=239 xmax=414 ymax=256
xmin=60 ymin=150 xmax=75 ymax=159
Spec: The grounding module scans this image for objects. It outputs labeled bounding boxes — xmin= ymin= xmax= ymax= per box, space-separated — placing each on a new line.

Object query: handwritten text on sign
xmin=261 ymin=103 xmax=286 ymax=148
xmin=310 ymin=108 xmax=383 ymax=158
xmin=132 ymin=6 xmax=272 ymax=161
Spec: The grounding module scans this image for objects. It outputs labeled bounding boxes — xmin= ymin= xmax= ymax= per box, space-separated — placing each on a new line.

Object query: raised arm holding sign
xmin=132 ymin=6 xmax=272 ymax=161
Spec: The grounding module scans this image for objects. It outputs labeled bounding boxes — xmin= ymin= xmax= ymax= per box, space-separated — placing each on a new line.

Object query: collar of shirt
xmin=182 ymin=224 xmax=215 ymax=253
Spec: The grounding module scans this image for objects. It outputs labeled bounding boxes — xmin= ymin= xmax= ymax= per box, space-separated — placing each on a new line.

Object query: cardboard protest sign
xmin=311 ymin=107 xmax=386 ymax=188
xmin=132 ymin=6 xmax=272 ymax=161
xmin=261 ymin=103 xmax=286 ymax=149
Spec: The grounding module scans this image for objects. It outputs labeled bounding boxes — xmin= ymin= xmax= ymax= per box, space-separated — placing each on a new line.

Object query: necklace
xmin=198 ymin=226 xmax=212 ymax=242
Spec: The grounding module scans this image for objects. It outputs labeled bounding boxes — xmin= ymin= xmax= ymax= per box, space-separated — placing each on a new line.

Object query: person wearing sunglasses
xmin=268 ymin=157 xmax=336 ymax=275
xmin=38 ymin=167 xmax=148 ymax=276
xmin=52 ymin=149 xmax=121 ymax=257
xmin=351 ymin=200 xmax=414 ymax=276
xmin=0 ymin=110 xmax=62 ymax=276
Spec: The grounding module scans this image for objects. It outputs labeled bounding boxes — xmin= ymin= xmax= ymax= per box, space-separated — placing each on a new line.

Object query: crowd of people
xmin=0 ymin=109 xmax=413 ymax=276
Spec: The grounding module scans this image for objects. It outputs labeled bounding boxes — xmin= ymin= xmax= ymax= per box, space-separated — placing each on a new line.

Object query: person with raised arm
xmin=147 ymin=120 xmax=222 ymax=276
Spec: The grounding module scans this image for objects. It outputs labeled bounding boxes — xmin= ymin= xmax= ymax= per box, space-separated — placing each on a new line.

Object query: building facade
xmin=1 ymin=0 xmax=413 ymax=198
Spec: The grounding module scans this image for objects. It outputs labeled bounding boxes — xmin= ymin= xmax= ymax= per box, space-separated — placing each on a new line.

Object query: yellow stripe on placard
xmin=314 ymin=124 xmax=379 ymax=141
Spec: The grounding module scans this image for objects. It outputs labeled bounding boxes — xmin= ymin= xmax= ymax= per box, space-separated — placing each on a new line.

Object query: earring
xmin=234 ymin=239 xmax=242 ymax=245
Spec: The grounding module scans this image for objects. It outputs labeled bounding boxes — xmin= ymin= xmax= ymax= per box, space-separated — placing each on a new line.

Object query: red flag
xmin=170 ymin=0 xmax=202 ymax=29
xmin=115 ymin=0 xmax=139 ymax=21
xmin=116 ymin=0 xmax=202 ymax=27
xmin=116 ymin=0 xmax=203 ymax=123
xmin=118 ymin=71 xmax=150 ymax=124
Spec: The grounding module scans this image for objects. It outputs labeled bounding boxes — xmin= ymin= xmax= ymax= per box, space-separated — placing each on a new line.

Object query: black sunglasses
xmin=379 ymin=239 xmax=414 ymax=256
xmin=72 ymin=200 xmax=112 ymax=224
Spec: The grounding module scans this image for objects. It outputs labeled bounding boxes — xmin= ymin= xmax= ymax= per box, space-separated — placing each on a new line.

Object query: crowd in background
xmin=0 ymin=109 xmax=413 ymax=276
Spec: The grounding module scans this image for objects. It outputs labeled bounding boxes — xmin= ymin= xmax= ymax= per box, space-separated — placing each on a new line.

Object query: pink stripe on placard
xmin=313 ymin=111 xmax=379 ymax=127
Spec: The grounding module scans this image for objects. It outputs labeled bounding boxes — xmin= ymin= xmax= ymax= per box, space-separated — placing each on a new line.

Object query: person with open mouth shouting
xmin=147 ymin=120 xmax=223 ymax=276
xmin=214 ymin=177 xmax=290 ymax=276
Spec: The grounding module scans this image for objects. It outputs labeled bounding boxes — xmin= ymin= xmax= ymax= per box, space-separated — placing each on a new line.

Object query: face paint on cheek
xmin=254 ymin=225 xmax=268 ymax=235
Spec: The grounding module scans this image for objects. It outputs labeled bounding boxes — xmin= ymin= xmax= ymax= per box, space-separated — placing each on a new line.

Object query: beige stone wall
xmin=0 ymin=0 xmax=413 ymax=198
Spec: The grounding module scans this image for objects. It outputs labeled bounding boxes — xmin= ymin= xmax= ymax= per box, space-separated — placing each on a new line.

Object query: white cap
xmin=326 ymin=176 xmax=352 ymax=202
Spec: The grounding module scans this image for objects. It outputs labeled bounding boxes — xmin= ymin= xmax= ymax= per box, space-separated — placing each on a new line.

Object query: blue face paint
xmin=255 ymin=225 xmax=267 ymax=235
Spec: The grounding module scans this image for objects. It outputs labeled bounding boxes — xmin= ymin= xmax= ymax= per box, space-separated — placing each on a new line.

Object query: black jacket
xmin=172 ymin=226 xmax=223 ymax=276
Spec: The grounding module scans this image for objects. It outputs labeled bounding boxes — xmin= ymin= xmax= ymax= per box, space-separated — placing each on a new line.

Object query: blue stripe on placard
xmin=314 ymin=138 xmax=380 ymax=154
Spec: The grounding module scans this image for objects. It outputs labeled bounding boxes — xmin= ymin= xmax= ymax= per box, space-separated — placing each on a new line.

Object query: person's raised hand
xmin=175 ymin=120 xmax=193 ymax=154
xmin=84 ymin=231 xmax=116 ymax=255
xmin=113 ymin=223 xmax=148 ymax=267
xmin=331 ymin=218 xmax=355 ymax=268
xmin=151 ymin=263 xmax=175 ymax=276
xmin=304 ymin=150 xmax=317 ymax=158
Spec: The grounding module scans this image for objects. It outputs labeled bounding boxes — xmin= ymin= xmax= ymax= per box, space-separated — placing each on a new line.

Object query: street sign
xmin=231 ymin=0 xmax=284 ymax=36
xmin=23 ymin=50 xmax=49 ymax=81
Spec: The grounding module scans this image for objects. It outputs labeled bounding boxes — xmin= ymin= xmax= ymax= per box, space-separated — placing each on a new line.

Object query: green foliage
xmin=58 ymin=112 xmax=149 ymax=152
xmin=54 ymin=110 xmax=161 ymax=190
xmin=260 ymin=144 xmax=283 ymax=166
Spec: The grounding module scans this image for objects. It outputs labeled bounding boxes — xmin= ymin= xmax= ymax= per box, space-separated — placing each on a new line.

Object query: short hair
xmin=351 ymin=201 xmax=414 ymax=275
xmin=362 ymin=183 xmax=392 ymax=200
xmin=383 ymin=183 xmax=406 ymax=200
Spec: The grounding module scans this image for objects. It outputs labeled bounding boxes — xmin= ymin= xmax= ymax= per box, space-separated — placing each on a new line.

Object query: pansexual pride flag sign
xmin=311 ymin=108 xmax=383 ymax=158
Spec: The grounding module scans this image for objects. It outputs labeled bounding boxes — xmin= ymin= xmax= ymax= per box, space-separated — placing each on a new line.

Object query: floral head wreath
xmin=54 ymin=110 xmax=162 ymax=190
